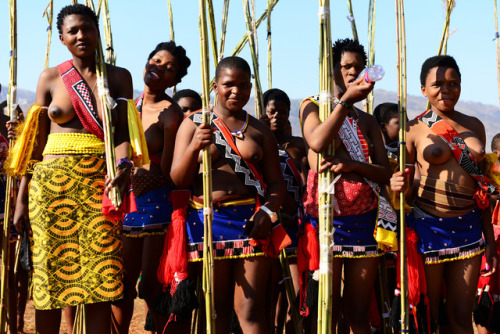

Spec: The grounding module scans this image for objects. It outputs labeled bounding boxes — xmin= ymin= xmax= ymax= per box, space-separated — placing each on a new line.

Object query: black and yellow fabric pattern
xmin=29 ymin=155 xmax=123 ymax=310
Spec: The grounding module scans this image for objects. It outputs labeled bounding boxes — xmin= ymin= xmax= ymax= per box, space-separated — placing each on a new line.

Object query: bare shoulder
xmin=458 ymin=112 xmax=484 ymax=132
xmin=106 ymin=64 xmax=132 ymax=80
xmin=38 ymin=67 xmax=60 ymax=84
xmin=249 ymin=113 xmax=274 ymax=136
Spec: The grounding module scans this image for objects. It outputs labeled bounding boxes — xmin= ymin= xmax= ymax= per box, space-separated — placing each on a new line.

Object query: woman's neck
xmin=72 ymin=57 xmax=96 ymax=75
xmin=213 ymin=105 xmax=245 ymax=120
xmin=143 ymin=85 xmax=169 ymax=104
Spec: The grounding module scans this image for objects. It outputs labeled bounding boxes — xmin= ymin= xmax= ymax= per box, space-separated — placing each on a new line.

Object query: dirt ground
xmin=21 ymin=299 xmax=150 ymax=334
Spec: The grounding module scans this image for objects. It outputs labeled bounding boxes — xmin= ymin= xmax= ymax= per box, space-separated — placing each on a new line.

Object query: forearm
xmin=351 ymin=161 xmax=391 ymax=184
xmin=170 ymin=145 xmax=201 ymax=189
xmin=480 ymin=207 xmax=495 ymax=246
xmin=262 ymin=181 xmax=286 ymax=213
xmin=307 ymin=104 xmax=350 ymax=153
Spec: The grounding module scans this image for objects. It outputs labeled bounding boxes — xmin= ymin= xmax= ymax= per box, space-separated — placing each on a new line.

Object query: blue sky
xmin=1 ymin=1 xmax=500 ymax=109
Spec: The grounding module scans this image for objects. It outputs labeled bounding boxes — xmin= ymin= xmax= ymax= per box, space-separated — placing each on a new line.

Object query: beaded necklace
xmin=230 ymin=112 xmax=249 ymax=140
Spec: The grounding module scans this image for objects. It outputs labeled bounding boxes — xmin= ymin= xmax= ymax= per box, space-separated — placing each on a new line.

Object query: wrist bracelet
xmin=116 ymin=158 xmax=133 ymax=170
xmin=338 ymin=100 xmax=352 ymax=109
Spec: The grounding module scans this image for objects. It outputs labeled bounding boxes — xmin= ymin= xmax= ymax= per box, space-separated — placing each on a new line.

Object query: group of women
xmin=2 ymin=3 xmax=500 ymax=334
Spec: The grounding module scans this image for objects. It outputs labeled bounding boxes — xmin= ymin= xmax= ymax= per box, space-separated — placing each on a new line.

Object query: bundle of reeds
xmin=100 ymin=0 xmax=116 ymax=65
xmin=243 ymin=0 xmax=264 ymax=118
xmin=346 ymin=0 xmax=358 ymax=42
xmin=168 ymin=0 xmax=175 ymax=42
xmin=199 ymin=0 xmax=216 ymax=332
xmin=207 ymin=0 xmax=219 ymax=69
xmin=317 ymin=1 xmax=335 ymax=333
xmin=42 ymin=0 xmax=53 ymax=69
xmin=364 ymin=0 xmax=376 ymax=115
xmin=395 ymin=0 xmax=409 ymax=331
xmin=0 ymin=0 xmax=18 ymax=331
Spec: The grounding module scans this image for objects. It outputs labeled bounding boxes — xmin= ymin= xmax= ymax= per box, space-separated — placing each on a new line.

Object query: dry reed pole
xmin=438 ymin=0 xmax=455 ymax=55
xmin=218 ymin=0 xmax=230 ymax=60
xmin=199 ymin=0 xmax=216 ymax=332
xmin=495 ymin=0 xmax=500 ymax=111
xmin=395 ymin=0 xmax=409 ymax=332
xmin=0 ymin=1 xmax=17 ymax=332
xmin=43 ymin=0 xmax=53 ymax=69
xmin=206 ymin=0 xmax=219 ymax=69
xmin=100 ymin=0 xmax=116 ymax=65
xmin=346 ymin=0 xmax=358 ymax=42
xmin=267 ymin=0 xmax=272 ymax=89
xmin=167 ymin=0 xmax=175 ymax=41
xmin=72 ymin=0 xmax=78 ymax=4
xmin=364 ymin=0 xmax=376 ymax=115
xmin=243 ymin=0 xmax=264 ymax=118
xmin=317 ymin=1 xmax=335 ymax=333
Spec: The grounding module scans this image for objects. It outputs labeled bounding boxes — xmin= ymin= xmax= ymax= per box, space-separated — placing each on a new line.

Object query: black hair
xmin=148 ymin=41 xmax=191 ymax=83
xmin=492 ymin=133 xmax=500 ymax=152
xmin=332 ymin=38 xmax=367 ymax=67
xmin=263 ymin=88 xmax=291 ymax=111
xmin=420 ymin=55 xmax=461 ymax=86
xmin=373 ymin=103 xmax=399 ymax=125
xmin=215 ymin=56 xmax=251 ymax=81
xmin=173 ymin=89 xmax=202 ymax=105
xmin=57 ymin=4 xmax=98 ymax=35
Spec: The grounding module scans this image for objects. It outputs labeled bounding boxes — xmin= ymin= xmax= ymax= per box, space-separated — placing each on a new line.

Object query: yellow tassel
xmin=127 ymin=100 xmax=150 ymax=167
xmin=5 ymin=104 xmax=44 ymax=176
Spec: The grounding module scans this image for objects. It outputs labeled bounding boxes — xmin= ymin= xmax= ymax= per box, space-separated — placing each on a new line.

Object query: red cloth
xmin=102 ymin=188 xmax=137 ymax=220
xmin=296 ymin=221 xmax=319 ymax=317
xmin=248 ymin=224 xmax=291 ymax=258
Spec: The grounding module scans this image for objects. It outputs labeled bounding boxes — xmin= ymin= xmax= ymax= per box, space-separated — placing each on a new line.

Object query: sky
xmin=1 ymin=0 xmax=500 ymax=110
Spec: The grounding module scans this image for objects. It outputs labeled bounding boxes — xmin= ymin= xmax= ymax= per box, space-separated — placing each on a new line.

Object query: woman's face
xmin=334 ymin=51 xmax=365 ymax=93
xmin=383 ymin=116 xmax=400 ymax=143
xmin=143 ymin=50 xmax=179 ymax=90
xmin=265 ymin=99 xmax=290 ymax=133
xmin=421 ymin=66 xmax=461 ymax=113
xmin=213 ymin=68 xmax=252 ymax=112
xmin=59 ymin=14 xmax=98 ymax=58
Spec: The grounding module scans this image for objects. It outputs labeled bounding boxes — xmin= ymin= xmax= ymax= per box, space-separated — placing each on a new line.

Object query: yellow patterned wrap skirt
xmin=29 ymin=155 xmax=123 ymax=310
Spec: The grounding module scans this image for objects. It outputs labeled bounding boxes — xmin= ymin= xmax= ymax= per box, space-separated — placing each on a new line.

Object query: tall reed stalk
xmin=495 ymin=0 xmax=500 ymax=111
xmin=218 ymin=0 xmax=230 ymax=60
xmin=267 ymin=0 xmax=272 ymax=89
xmin=364 ymin=0 xmax=376 ymax=115
xmin=439 ymin=0 xmax=456 ymax=55
xmin=0 ymin=1 xmax=17 ymax=331
xmin=206 ymin=0 xmax=219 ymax=68
xmin=43 ymin=0 xmax=53 ymax=69
xmin=317 ymin=1 xmax=335 ymax=333
xmin=395 ymin=0 xmax=409 ymax=331
xmin=166 ymin=0 xmax=176 ymax=95
xmin=243 ymin=0 xmax=264 ymax=118
xmin=199 ymin=0 xmax=215 ymax=332
xmin=279 ymin=249 xmax=302 ymax=333
xmin=346 ymin=0 xmax=358 ymax=42
xmin=100 ymin=0 xmax=116 ymax=65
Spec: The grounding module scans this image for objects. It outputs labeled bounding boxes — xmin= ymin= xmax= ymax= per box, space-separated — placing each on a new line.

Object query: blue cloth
xmin=407 ymin=208 xmax=484 ymax=263
xmin=123 ymin=187 xmax=172 ymax=236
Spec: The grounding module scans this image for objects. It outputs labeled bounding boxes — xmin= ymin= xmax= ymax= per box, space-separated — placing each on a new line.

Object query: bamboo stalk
xmin=495 ymin=0 xmax=500 ymax=111
xmin=438 ymin=0 xmax=455 ymax=55
xmin=199 ymin=0 xmax=215 ymax=332
xmin=267 ymin=0 xmax=272 ymax=89
xmin=346 ymin=0 xmax=358 ymax=42
xmin=100 ymin=0 xmax=116 ymax=65
xmin=317 ymin=1 xmax=335 ymax=333
xmin=42 ymin=0 xmax=53 ymax=69
xmin=395 ymin=0 xmax=409 ymax=332
xmin=242 ymin=0 xmax=264 ymax=119
xmin=72 ymin=304 xmax=86 ymax=334
xmin=0 ymin=1 xmax=17 ymax=331
xmin=218 ymin=0 xmax=230 ymax=60
xmin=364 ymin=0 xmax=376 ymax=115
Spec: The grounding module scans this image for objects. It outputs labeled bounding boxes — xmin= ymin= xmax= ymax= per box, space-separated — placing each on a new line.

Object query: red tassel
xmin=296 ymin=221 xmax=319 ymax=316
xmin=474 ymin=187 xmax=490 ymax=210
xmin=157 ymin=190 xmax=191 ymax=293
xmin=102 ymin=188 xmax=137 ymax=220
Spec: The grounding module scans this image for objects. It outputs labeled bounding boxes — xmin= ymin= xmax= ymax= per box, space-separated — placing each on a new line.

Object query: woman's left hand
xmin=319 ymin=156 xmax=357 ymax=174
xmin=104 ymin=166 xmax=131 ymax=207
xmin=481 ymin=242 xmax=498 ymax=277
xmin=249 ymin=209 xmax=272 ymax=240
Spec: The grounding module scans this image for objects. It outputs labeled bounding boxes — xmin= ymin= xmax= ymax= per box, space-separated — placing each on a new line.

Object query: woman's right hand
xmin=341 ymin=75 xmax=375 ymax=106
xmin=190 ymin=123 xmax=213 ymax=151
xmin=6 ymin=120 xmax=18 ymax=140
xmin=13 ymin=201 xmax=31 ymax=235
xmin=390 ymin=168 xmax=410 ymax=194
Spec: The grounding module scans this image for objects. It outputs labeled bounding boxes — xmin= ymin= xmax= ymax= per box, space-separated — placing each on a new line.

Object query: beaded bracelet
xmin=338 ymin=100 xmax=352 ymax=109
xmin=116 ymin=158 xmax=133 ymax=170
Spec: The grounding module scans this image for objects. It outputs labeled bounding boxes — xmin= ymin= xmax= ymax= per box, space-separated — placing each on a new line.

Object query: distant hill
xmin=2 ymin=86 xmax=499 ymax=151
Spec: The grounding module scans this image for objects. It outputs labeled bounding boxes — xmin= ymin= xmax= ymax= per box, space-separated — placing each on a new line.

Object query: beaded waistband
xmin=43 ymin=133 xmax=105 ymax=156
